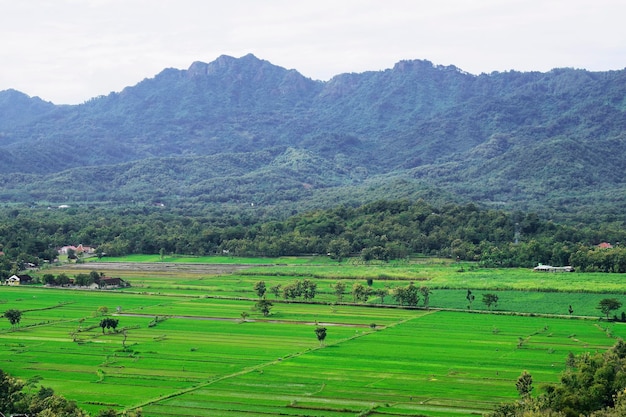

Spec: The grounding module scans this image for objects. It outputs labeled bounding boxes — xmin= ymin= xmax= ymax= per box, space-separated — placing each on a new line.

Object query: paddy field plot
xmin=3 ymin=259 xmax=626 ymax=416
xmin=1 ymin=283 xmax=625 ymax=416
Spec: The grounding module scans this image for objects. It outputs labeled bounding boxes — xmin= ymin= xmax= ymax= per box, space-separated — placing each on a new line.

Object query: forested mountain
xmin=1 ymin=54 xmax=625 ymax=221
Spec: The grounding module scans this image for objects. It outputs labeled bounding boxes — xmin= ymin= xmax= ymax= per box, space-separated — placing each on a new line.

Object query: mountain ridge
xmin=0 ymin=54 xmax=625 ymax=222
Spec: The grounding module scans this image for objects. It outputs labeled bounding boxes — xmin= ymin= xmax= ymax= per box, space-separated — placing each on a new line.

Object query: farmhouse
xmin=58 ymin=244 xmax=95 ymax=255
xmin=4 ymin=274 xmax=33 ymax=286
xmin=99 ymin=277 xmax=130 ymax=289
xmin=533 ymin=264 xmax=575 ymax=272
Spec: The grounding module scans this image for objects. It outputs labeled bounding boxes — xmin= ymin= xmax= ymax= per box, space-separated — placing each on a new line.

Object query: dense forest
xmin=1 ymin=200 xmax=625 ymax=278
xmin=1 ymin=55 xmax=625 ymax=221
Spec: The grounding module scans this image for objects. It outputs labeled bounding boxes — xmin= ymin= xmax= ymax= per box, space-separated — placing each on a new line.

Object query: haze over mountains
xmin=0 ymin=54 xmax=625 ymax=221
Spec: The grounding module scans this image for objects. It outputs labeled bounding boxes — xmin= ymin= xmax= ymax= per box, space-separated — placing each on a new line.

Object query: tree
xmin=270 ymin=284 xmax=282 ymax=298
xmin=301 ymin=279 xmax=317 ymax=301
xmin=109 ymin=318 xmax=119 ymax=332
xmin=4 ymin=309 xmax=22 ymax=329
xmin=482 ymin=293 xmax=499 ymax=310
xmin=282 ymin=282 xmax=301 ymax=300
xmin=74 ymin=273 xmax=92 ymax=286
xmin=240 ymin=311 xmax=249 ymax=322
xmin=43 ymin=273 xmax=56 ymax=285
xmin=466 ymin=289 xmax=475 ymax=309
xmin=598 ymin=298 xmax=622 ymax=320
xmin=516 ymin=370 xmax=533 ymax=399
xmin=315 ymin=326 xmax=327 ymax=346
xmin=253 ymin=281 xmax=267 ymax=298
xmin=332 ymin=281 xmax=346 ymax=302
xmin=56 ymin=273 xmax=70 ymax=286
xmin=327 ymin=238 xmax=351 ymax=262
xmin=255 ymin=299 xmax=273 ymax=316
xmin=352 ymin=283 xmax=369 ymax=303
xmin=99 ymin=317 xmax=119 ymax=333
xmin=394 ymin=282 xmax=419 ymax=307
xmin=0 ymin=369 xmax=25 ymax=414
xmin=89 ymin=270 xmax=102 ymax=285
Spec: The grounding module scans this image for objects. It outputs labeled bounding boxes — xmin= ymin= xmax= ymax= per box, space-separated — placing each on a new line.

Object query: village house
xmin=4 ymin=274 xmax=33 ymax=286
xmin=58 ymin=244 xmax=95 ymax=255
xmin=98 ymin=277 xmax=130 ymax=289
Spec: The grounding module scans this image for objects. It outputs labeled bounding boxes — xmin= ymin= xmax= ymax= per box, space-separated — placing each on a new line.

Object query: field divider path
xmin=124 ymin=310 xmax=433 ymax=413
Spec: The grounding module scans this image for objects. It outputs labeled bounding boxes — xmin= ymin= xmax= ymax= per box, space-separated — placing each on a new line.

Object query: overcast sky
xmin=1 ymin=0 xmax=624 ymax=104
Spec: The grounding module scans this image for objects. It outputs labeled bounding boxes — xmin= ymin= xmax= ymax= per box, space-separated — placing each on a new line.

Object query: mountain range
xmin=1 ymin=53 xmax=625 ymax=222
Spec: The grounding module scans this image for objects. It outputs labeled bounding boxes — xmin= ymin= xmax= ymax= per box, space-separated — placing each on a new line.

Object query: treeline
xmin=1 ymin=200 xmax=626 ymax=276
xmin=0 ymin=368 xmax=142 ymax=417
xmin=491 ymin=340 xmax=626 ymax=417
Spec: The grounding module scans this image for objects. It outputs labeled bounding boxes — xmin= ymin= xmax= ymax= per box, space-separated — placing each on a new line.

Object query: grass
xmin=3 ymin=259 xmax=626 ymax=416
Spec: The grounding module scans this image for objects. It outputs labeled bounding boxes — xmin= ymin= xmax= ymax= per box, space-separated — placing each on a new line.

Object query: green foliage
xmin=4 ymin=309 xmax=22 ymax=328
xmin=598 ymin=298 xmax=623 ymax=320
xmin=483 ymin=293 xmax=499 ymax=310
xmin=253 ymin=280 xmax=266 ymax=298
xmin=1 ymin=199 xmax=626 ymax=273
xmin=99 ymin=317 xmax=119 ymax=333
xmin=0 ymin=370 xmax=89 ymax=417
xmin=255 ymin=299 xmax=273 ymax=316
xmin=314 ymin=326 xmax=327 ymax=345
xmin=1 ymin=58 xmax=626 ymax=222
xmin=492 ymin=340 xmax=626 ymax=417
xmin=516 ymin=371 xmax=533 ymax=398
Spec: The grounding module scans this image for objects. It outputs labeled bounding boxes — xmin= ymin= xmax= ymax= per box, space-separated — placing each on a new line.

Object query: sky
xmin=1 ymin=0 xmax=625 ymax=104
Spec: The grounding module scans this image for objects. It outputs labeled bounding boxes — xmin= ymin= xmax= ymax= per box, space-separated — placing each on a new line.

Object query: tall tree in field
xmin=466 ymin=289 xmax=475 ymax=309
xmin=352 ymin=283 xmax=369 ymax=303
xmin=109 ymin=318 xmax=119 ymax=332
xmin=482 ymin=293 xmax=499 ymax=310
xmin=255 ymin=299 xmax=273 ymax=316
xmin=332 ymin=281 xmax=346 ymax=302
xmin=516 ymin=371 xmax=533 ymax=399
xmin=254 ymin=281 xmax=267 ymax=298
xmin=394 ymin=282 xmax=419 ymax=307
xmin=315 ymin=326 xmax=327 ymax=346
xmin=100 ymin=318 xmax=108 ymax=333
xmin=301 ymin=279 xmax=317 ymax=301
xmin=270 ymin=284 xmax=282 ymax=298
xmin=598 ymin=298 xmax=623 ymax=320
xmin=4 ymin=309 xmax=21 ymax=329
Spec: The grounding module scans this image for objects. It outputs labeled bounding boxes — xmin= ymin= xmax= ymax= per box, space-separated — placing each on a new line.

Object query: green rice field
xmin=2 ymin=259 xmax=626 ymax=416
